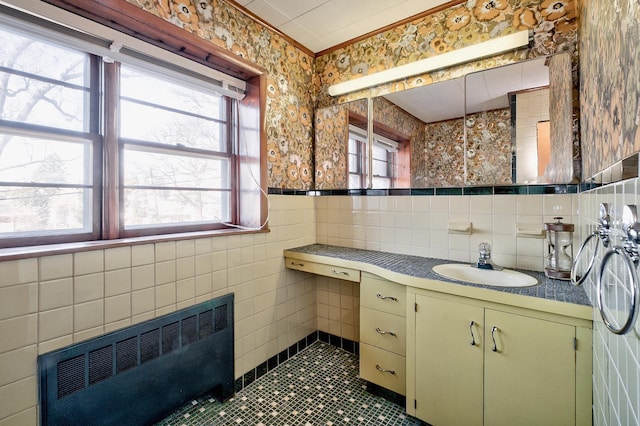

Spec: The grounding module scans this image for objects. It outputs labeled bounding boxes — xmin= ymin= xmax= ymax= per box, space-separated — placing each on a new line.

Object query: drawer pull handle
xmin=376 ymin=293 xmax=398 ymax=302
xmin=375 ymin=364 xmax=396 ymax=375
xmin=332 ymin=270 xmax=349 ymax=276
xmin=375 ymin=327 xmax=397 ymax=337
xmin=469 ymin=321 xmax=476 ymax=346
xmin=491 ymin=326 xmax=499 ymax=352
xmin=290 ymin=262 xmax=304 ymax=267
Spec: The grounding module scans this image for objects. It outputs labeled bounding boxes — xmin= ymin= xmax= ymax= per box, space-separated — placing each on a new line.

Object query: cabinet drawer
xmin=360 ymin=276 xmax=406 ymax=316
xmin=360 ymin=343 xmax=406 ymax=395
xmin=285 ymin=258 xmax=360 ymax=282
xmin=360 ymin=307 xmax=406 ymax=355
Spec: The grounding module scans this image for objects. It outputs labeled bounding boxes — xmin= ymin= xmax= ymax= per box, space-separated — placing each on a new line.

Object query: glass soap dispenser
xmin=544 ymin=217 xmax=574 ymax=280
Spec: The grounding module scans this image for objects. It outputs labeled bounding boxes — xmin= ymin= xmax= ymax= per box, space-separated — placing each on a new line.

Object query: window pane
xmin=0 ymin=28 xmax=90 ymax=132
xmin=349 ymin=174 xmax=361 ymax=189
xmin=373 ymin=144 xmax=388 ymax=160
xmin=123 ymin=189 xmax=230 ymax=227
xmin=0 ymin=186 xmax=90 ymax=234
xmin=348 ymin=153 xmax=359 ymax=173
xmin=0 ymin=134 xmax=91 ymax=184
xmin=373 ymin=159 xmax=388 ymax=177
xmin=120 ymin=100 xmax=227 ymax=151
xmin=119 ymin=65 xmax=226 ymax=151
xmin=372 ymin=177 xmax=391 ymax=189
xmin=123 ymin=150 xmax=230 ymax=189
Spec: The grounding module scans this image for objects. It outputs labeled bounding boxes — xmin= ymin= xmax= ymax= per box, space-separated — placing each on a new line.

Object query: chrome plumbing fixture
xmin=596 ymin=204 xmax=640 ymax=335
xmin=570 ymin=203 xmax=612 ymax=286
xmin=474 ymin=242 xmax=502 ymax=271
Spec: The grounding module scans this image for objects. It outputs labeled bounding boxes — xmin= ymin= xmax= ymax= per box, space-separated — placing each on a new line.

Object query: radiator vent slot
xmin=215 ymin=304 xmax=228 ymax=332
xmin=199 ymin=309 xmax=213 ymax=338
xmin=162 ymin=321 xmax=180 ymax=355
xmin=140 ymin=328 xmax=160 ymax=364
xmin=88 ymin=346 xmax=113 ymax=386
xmin=182 ymin=315 xmax=197 ymax=346
xmin=56 ymin=355 xmax=84 ymax=399
xmin=39 ymin=294 xmax=234 ymax=426
xmin=116 ymin=337 xmax=137 ymax=374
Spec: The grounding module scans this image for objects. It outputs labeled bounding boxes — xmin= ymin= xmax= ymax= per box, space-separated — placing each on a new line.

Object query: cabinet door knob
xmin=376 ymin=293 xmax=398 ymax=302
xmin=491 ymin=326 xmax=499 ymax=352
xmin=375 ymin=327 xmax=397 ymax=337
xmin=469 ymin=320 xmax=476 ymax=346
xmin=375 ymin=364 xmax=396 ymax=375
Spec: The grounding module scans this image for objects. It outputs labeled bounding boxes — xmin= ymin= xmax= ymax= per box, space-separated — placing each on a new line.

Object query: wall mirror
xmin=314 ymin=52 xmax=578 ymax=190
xmin=464 ymin=53 xmax=576 ymax=186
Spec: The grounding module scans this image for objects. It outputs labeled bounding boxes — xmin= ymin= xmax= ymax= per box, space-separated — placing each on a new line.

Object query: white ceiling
xmin=383 ymin=57 xmax=549 ymax=124
xmin=234 ymin=0 xmax=452 ymax=53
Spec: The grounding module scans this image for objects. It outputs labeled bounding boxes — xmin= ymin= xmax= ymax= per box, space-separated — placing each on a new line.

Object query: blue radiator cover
xmin=38 ymin=293 xmax=234 ymax=426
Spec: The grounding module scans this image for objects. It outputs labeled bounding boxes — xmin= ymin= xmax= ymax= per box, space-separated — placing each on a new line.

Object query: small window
xmin=348 ymin=125 xmax=399 ymax=189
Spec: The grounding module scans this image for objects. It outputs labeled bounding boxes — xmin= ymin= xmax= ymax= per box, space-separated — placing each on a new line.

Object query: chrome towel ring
xmin=570 ymin=203 xmax=611 ymax=286
xmin=596 ymin=205 xmax=640 ymax=335
xmin=570 ymin=231 xmax=600 ymax=286
xmin=597 ymin=246 xmax=639 ymax=335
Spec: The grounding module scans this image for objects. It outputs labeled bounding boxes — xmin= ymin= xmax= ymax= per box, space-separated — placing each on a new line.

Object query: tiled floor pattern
xmin=157 ymin=342 xmax=422 ymax=425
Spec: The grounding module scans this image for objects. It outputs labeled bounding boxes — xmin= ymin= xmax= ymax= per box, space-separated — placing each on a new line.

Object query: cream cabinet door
xmin=415 ymin=295 xmax=484 ymax=426
xmin=484 ymin=309 xmax=576 ymax=426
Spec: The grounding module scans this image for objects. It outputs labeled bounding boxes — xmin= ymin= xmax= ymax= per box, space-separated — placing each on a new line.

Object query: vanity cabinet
xmin=283 ymin=248 xmax=592 ymax=425
xmin=409 ymin=292 xmax=592 ymax=426
xmin=359 ymin=273 xmax=406 ymax=395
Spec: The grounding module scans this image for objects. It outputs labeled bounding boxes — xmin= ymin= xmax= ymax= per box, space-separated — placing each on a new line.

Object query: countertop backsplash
xmin=314 ymin=193 xmax=578 ymax=273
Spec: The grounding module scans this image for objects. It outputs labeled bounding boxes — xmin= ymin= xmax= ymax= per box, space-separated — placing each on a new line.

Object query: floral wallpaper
xmin=548 ymin=52 xmax=576 ymax=183
xmin=419 ymin=110 xmax=512 ymax=187
xmin=126 ymin=0 xmax=316 ymax=189
xmin=421 ymin=117 xmax=466 ymax=187
xmin=314 ymin=104 xmax=351 ymax=189
xmin=466 ymin=109 xmax=513 ymax=185
xmin=580 ymin=0 xmax=640 ymax=178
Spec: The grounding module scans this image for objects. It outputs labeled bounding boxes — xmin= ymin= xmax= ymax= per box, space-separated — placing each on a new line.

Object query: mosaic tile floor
xmin=157 ymin=341 xmax=422 ymax=425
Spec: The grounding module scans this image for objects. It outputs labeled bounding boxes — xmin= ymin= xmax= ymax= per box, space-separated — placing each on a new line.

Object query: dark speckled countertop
xmin=285 ymin=244 xmax=591 ymax=307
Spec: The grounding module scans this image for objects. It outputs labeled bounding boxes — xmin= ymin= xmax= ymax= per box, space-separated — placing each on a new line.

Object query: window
xmin=0 ymin=27 xmax=101 ymax=245
xmin=348 ymin=125 xmax=399 ymax=189
xmin=118 ymin=63 xmax=235 ymax=235
xmin=0 ymin=7 xmax=262 ymax=248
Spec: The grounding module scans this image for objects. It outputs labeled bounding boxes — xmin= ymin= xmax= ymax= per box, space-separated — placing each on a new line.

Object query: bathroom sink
xmin=432 ymin=263 xmax=538 ymax=287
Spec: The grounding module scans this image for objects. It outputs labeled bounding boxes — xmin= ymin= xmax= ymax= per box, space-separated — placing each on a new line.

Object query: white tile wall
xmin=578 ymin=179 xmax=640 ymax=426
xmin=0 ymin=194 xmax=316 ymax=424
xmin=316 ymin=193 xmax=577 ymax=271
xmin=2 ymin=190 xmax=613 ymax=426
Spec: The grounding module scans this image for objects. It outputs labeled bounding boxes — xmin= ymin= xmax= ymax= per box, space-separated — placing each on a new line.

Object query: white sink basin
xmin=432 ymin=263 xmax=538 ymax=287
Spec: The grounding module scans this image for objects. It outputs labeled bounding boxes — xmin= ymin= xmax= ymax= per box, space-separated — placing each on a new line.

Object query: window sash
xmin=0 ymin=34 xmax=101 ymax=247
xmin=114 ymin=62 xmax=237 ymax=237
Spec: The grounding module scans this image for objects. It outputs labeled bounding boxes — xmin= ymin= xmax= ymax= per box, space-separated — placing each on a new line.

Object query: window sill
xmin=0 ymin=227 xmax=269 ymax=261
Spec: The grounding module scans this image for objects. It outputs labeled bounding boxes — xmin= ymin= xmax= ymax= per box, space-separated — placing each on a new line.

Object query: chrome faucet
xmin=475 ymin=242 xmax=503 ymax=270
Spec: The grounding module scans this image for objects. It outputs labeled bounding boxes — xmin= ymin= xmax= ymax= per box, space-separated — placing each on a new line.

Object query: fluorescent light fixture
xmin=328 ymin=30 xmax=531 ymax=97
